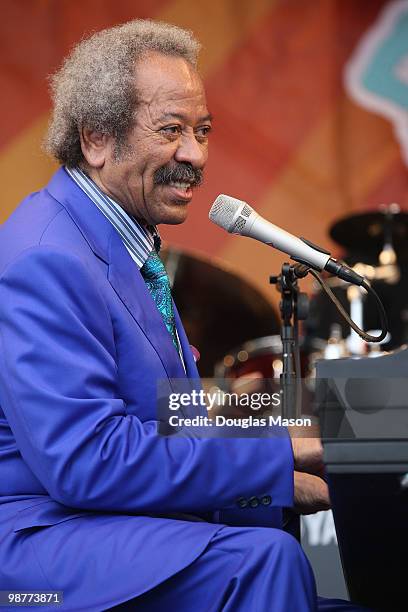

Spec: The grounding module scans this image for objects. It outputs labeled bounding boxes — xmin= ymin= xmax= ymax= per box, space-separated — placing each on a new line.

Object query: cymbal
xmin=330 ymin=210 xmax=408 ymax=257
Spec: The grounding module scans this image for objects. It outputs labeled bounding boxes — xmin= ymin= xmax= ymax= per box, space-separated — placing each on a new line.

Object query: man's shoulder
xmin=3 ymin=185 xmax=63 ymax=231
xmin=0 ymin=184 xmax=90 ymax=275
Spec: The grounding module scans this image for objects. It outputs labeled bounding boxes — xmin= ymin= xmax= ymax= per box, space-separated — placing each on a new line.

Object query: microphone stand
xmin=270 ymin=263 xmax=309 ymax=543
xmin=270 ymin=263 xmax=309 ymax=420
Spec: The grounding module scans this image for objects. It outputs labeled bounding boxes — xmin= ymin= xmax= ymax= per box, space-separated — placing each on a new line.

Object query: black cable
xmin=309 ymin=270 xmax=388 ymax=343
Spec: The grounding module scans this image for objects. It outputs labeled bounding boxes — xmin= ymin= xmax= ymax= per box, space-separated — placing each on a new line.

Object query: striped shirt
xmin=66 ymin=166 xmax=157 ymax=269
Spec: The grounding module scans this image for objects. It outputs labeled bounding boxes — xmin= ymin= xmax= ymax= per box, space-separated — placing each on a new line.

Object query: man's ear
xmin=80 ymin=127 xmax=110 ymax=168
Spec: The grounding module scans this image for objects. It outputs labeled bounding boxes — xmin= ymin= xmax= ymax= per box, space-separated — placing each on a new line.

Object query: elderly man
xmin=0 ymin=19 xmax=364 ymax=612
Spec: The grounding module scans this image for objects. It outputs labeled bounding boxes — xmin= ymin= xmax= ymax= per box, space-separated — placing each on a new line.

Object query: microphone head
xmin=209 ymin=194 xmax=254 ymax=234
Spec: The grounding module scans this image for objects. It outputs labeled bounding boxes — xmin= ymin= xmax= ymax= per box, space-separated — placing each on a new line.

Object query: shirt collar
xmin=66 ymin=166 xmax=160 ymax=269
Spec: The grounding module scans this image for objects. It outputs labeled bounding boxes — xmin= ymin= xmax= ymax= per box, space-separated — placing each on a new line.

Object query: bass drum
xmin=214 ymin=335 xmax=325 ymax=382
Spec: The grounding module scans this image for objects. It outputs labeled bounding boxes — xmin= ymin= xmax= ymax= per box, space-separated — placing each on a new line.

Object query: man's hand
xmin=294 ymin=471 xmax=331 ymax=515
xmin=290 ymin=425 xmax=325 ymax=477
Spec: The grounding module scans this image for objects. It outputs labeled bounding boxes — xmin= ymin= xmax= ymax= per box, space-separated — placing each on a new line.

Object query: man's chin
xmin=158 ymin=214 xmax=188 ymax=226
xmin=155 ymin=200 xmax=190 ymax=225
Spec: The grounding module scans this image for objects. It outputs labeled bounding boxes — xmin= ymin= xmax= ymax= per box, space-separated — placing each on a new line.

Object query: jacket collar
xmin=46 ymin=167 xmax=113 ymax=264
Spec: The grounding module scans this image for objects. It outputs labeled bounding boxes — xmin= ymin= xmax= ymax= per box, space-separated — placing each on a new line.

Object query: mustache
xmin=153 ymin=162 xmax=203 ymax=187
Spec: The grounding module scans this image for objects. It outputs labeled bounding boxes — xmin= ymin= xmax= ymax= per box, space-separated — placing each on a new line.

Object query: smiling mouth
xmin=163 ymin=181 xmax=194 ymax=201
xmin=169 ymin=181 xmax=191 ymax=190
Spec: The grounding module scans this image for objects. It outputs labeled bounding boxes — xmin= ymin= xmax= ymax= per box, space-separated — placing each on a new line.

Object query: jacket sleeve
xmin=0 ymin=245 xmax=294 ymax=513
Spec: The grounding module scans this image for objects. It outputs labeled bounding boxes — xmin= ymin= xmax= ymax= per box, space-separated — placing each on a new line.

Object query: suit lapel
xmin=173 ymin=303 xmax=208 ymax=417
xmin=107 ymin=230 xmax=186 ymax=380
xmin=173 ymin=304 xmax=200 ymax=380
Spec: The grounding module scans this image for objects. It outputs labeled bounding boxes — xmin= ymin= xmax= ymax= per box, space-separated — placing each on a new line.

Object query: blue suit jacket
xmin=0 ymin=168 xmax=294 ymax=610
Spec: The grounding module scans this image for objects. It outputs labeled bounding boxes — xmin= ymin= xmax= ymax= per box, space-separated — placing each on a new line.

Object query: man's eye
xmin=160 ymin=126 xmax=181 ymax=136
xmin=195 ymin=126 xmax=211 ymax=138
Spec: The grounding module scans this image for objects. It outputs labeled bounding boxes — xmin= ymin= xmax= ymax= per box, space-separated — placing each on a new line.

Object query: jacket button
xmin=261 ymin=495 xmax=272 ymax=506
xmin=237 ymin=497 xmax=248 ymax=509
xmin=249 ymin=496 xmax=259 ymax=508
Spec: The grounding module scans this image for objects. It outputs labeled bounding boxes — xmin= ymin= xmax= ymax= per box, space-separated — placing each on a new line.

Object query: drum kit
xmin=163 ymin=204 xmax=408 ymax=383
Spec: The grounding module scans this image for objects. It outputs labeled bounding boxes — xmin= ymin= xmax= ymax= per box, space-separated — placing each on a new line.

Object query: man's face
xmin=87 ymin=52 xmax=211 ymax=225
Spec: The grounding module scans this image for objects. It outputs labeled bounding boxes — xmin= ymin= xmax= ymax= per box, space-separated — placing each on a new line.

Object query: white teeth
xmin=169 ymin=182 xmax=190 ymax=190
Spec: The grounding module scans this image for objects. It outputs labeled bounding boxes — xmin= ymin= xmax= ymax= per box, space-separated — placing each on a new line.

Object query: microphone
xmin=209 ymin=194 xmax=364 ymax=286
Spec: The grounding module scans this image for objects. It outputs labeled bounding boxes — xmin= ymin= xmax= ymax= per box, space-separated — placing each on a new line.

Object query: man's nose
xmin=174 ymin=131 xmax=206 ymax=168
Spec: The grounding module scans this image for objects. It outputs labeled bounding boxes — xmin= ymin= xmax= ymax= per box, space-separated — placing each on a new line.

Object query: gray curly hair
xmin=44 ymin=19 xmax=201 ymax=167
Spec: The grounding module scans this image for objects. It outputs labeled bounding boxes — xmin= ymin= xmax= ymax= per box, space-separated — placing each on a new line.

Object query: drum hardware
xmin=365 ymin=329 xmax=391 ymax=357
xmin=377 ymin=203 xmax=399 ymax=266
xmin=378 ymin=243 xmax=397 ymax=266
xmin=318 ymin=261 xmax=400 ymax=289
xmin=346 ymin=284 xmax=366 ymax=355
xmin=323 ymin=324 xmax=348 ymax=360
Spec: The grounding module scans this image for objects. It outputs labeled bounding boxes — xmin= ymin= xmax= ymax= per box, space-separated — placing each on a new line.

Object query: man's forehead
xmin=157 ymin=109 xmax=212 ymax=123
xmin=135 ymin=91 xmax=210 ymax=125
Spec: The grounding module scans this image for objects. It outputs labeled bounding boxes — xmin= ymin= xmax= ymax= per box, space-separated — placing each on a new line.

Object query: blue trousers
xmin=108 ymin=525 xmax=368 ymax=611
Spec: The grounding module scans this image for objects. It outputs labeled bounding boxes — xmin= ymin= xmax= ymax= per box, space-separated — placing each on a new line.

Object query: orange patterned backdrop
xmin=2 ymin=0 xmax=407 ymax=307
